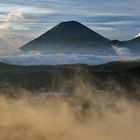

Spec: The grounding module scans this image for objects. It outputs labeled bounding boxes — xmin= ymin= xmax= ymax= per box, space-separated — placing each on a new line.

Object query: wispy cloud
xmin=0 ymin=0 xmax=139 ymax=41
xmin=95 ymin=21 xmax=131 ymax=25
xmin=0 ymin=11 xmax=28 ymax=48
xmin=0 ymin=11 xmax=25 ymax=30
xmin=91 ymin=27 xmax=114 ymax=31
xmin=5 ymin=11 xmax=24 ymax=21
xmin=0 ymin=22 xmax=11 ymax=30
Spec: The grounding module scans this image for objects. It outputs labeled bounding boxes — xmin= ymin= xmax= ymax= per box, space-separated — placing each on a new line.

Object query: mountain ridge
xmin=0 ymin=60 xmax=140 ymax=98
xmin=20 ymin=21 xmax=115 ymax=55
xmin=20 ymin=20 xmax=140 ymax=55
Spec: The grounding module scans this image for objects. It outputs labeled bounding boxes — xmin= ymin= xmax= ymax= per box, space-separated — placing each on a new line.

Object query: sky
xmin=0 ymin=0 xmax=140 ymax=47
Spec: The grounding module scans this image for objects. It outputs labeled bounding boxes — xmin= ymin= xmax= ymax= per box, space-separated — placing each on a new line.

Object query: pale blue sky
xmin=0 ymin=0 xmax=140 ymax=44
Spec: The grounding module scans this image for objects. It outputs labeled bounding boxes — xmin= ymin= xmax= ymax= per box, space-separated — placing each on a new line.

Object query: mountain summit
xmin=42 ymin=21 xmax=110 ymax=43
xmin=135 ymin=32 xmax=140 ymax=38
xmin=20 ymin=21 xmax=115 ymax=55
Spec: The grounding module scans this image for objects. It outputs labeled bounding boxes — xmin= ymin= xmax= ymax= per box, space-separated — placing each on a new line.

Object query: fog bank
xmin=0 ymin=86 xmax=139 ymax=140
xmin=0 ymin=50 xmax=139 ymax=65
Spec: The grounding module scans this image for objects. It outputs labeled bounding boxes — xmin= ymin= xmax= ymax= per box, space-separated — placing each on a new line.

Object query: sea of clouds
xmin=0 ymin=45 xmax=139 ymax=65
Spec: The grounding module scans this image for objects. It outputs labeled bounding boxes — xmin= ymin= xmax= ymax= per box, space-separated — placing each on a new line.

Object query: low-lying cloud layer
xmin=0 ymin=52 xmax=117 ymax=65
xmin=0 ymin=49 xmax=139 ymax=65
xmin=0 ymin=40 xmax=139 ymax=65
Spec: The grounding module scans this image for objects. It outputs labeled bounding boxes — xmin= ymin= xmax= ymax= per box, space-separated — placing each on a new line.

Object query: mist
xmin=0 ymin=82 xmax=140 ymax=140
xmin=112 ymin=45 xmax=132 ymax=56
xmin=0 ymin=48 xmax=139 ymax=65
xmin=0 ymin=46 xmax=139 ymax=140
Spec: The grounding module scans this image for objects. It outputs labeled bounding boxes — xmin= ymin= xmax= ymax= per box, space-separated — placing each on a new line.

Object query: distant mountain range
xmin=111 ymin=36 xmax=140 ymax=55
xmin=20 ymin=21 xmax=140 ymax=55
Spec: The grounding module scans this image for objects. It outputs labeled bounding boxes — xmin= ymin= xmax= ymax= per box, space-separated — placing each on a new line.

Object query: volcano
xmin=20 ymin=21 xmax=115 ymax=55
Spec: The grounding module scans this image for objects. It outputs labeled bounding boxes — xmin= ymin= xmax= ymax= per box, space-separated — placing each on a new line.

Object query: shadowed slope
xmin=21 ymin=21 xmax=115 ymax=55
